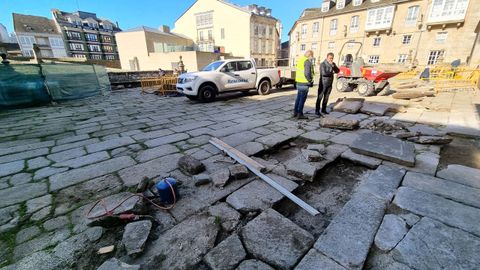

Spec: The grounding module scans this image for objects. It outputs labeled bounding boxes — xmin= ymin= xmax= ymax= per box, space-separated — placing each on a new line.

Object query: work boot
xmin=293 ymin=113 xmax=298 ymax=118
xmin=321 ymin=109 xmax=329 ymax=115
xmin=297 ymin=114 xmax=308 ymax=120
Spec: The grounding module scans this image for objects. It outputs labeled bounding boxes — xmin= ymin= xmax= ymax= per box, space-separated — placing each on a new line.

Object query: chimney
xmin=249 ymin=4 xmax=259 ymax=14
xmin=259 ymin=7 xmax=266 ymax=16
xmin=265 ymin=8 xmax=272 ymax=16
xmin=159 ymin=25 xmax=170 ymax=33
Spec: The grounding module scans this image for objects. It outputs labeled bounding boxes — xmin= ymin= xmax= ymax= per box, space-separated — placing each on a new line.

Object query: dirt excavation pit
xmin=258 ymin=139 xmax=372 ymax=238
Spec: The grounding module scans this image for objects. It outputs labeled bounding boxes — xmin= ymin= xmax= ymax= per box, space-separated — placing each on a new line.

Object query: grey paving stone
xmin=314 ymin=191 xmax=387 ymax=270
xmin=403 ymin=171 xmax=480 ymax=208
xmin=399 ymin=213 xmax=420 ymax=227
xmin=171 ymin=120 xmax=215 ymax=133
xmin=50 ymin=156 xmax=136 ymax=191
xmin=255 ymin=133 xmax=292 ymax=148
xmin=14 ymin=229 xmax=70 ymax=260
xmin=52 ymin=151 xmax=110 ymax=169
xmin=51 ymin=138 xmax=99 ymax=153
xmin=97 ymin=258 xmax=140 ymax=270
xmin=222 ymin=131 xmax=262 ymax=147
xmin=393 ymin=217 xmax=480 ymax=270
xmin=86 ymin=137 xmax=135 ymax=154
xmin=0 ymin=160 xmax=24 ymax=177
xmin=144 ymin=133 xmax=190 ymax=148
xmin=360 ymin=102 xmax=390 ymax=116
xmin=383 ymin=152 xmax=439 ymax=176
xmin=356 ymin=165 xmax=406 ymax=201
xmin=207 ymin=202 xmax=241 ymax=232
xmin=320 ymin=117 xmax=359 ymax=130
xmin=1 ymin=250 xmax=62 ymax=270
xmin=236 ymin=260 xmax=274 ymax=270
xmin=135 ymin=214 xmax=219 ymax=269
xmin=9 ymin=173 xmax=31 ymax=186
xmin=333 ymin=98 xmax=364 ymax=113
xmin=211 ymin=168 xmax=231 ymax=188
xmin=131 ymin=129 xmax=174 ymax=141
xmin=211 ymin=120 xmax=269 ymax=137
xmin=226 ymin=174 xmax=298 ymax=212
xmin=436 ymin=164 xmax=480 ymax=189
xmin=135 ymin=144 xmax=179 ymax=163
xmin=43 ymin=216 xmax=69 ymax=231
xmin=204 ymin=234 xmax=246 ymax=270
xmin=242 ymin=208 xmax=314 ymax=269
xmin=30 ymin=206 xmax=51 ymax=222
xmin=295 ymin=249 xmax=346 ymax=270
xmin=33 ymin=166 xmax=68 ymax=181
xmin=119 ymin=153 xmax=182 ymax=187
xmin=56 ymin=134 xmax=90 ymax=145
xmin=374 ymin=214 xmax=408 ymax=251
xmin=16 ymin=226 xmax=41 ymax=244
xmin=0 ymin=182 xmax=48 ymax=208
xmin=393 ymin=187 xmax=480 ymax=237
xmin=27 ymin=157 xmax=51 ymax=170
xmin=341 ymin=149 xmax=382 ymax=169
xmin=46 ymin=147 xmax=86 ymax=163
xmin=351 ymin=132 xmax=416 ymax=166
xmin=0 ymin=141 xmax=54 ymax=156
xmin=407 ymin=124 xmax=444 ymax=136
xmin=26 ymin=194 xmax=52 ymax=214
xmin=122 ymin=220 xmax=152 ymax=256
xmin=328 ymin=131 xmax=360 ymax=146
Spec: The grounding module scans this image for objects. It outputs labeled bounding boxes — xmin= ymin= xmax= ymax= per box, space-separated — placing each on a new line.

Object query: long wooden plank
xmin=210 ymin=137 xmax=266 ymax=172
xmin=210 ymin=138 xmax=320 ymax=216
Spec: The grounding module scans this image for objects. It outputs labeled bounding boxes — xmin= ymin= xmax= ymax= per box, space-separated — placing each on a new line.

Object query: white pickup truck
xmin=176 ymin=59 xmax=280 ymax=102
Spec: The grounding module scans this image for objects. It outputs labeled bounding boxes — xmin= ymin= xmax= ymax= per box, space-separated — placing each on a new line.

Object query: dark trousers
xmin=316 ymin=77 xmax=333 ymax=112
xmin=294 ymin=85 xmax=309 ymax=115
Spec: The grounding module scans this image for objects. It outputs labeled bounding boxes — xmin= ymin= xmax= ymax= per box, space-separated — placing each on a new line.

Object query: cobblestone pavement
xmin=0 ymin=87 xmax=479 ymax=269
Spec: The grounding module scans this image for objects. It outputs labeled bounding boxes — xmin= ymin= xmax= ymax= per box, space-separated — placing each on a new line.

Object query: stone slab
xmin=360 ymin=102 xmax=390 ymax=116
xmin=374 ymin=214 xmax=408 ymax=251
xmin=46 ymin=147 xmax=86 ymax=163
xmin=403 ymin=171 xmax=480 ymax=209
xmin=144 ymin=133 xmax=190 ymax=148
xmin=236 ymin=260 xmax=275 ymax=270
xmin=226 ymin=174 xmax=298 ymax=212
xmin=333 ymin=98 xmax=364 ymax=114
xmin=0 ymin=148 xmax=49 ymax=164
xmin=97 ymin=258 xmax=140 ymax=270
xmin=356 ymin=165 xmax=406 ymax=201
xmin=393 ymin=187 xmax=480 ymax=237
xmin=236 ymin=142 xmax=265 ymax=156
xmin=207 ymin=202 xmax=241 ymax=232
xmin=135 ymin=144 xmax=179 ymax=163
xmin=341 ymin=149 xmax=382 ymax=169
xmin=0 ymin=182 xmax=48 ymax=208
xmin=122 ymin=220 xmax=152 ymax=256
xmin=255 ymin=133 xmax=293 ymax=148
xmin=242 ymin=208 xmax=314 ymax=269
xmin=203 ymin=234 xmax=246 ymax=270
xmin=52 ymin=151 xmax=110 ymax=169
xmin=50 ymin=156 xmax=136 ymax=191
xmin=86 ymin=137 xmax=135 ymax=154
xmin=436 ymin=164 xmax=480 ymax=189
xmin=0 ymin=160 xmax=24 ymax=177
xmin=393 ymin=217 xmax=480 ymax=270
xmin=300 ymin=130 xmax=332 ymax=142
xmin=383 ymin=152 xmax=439 ymax=176
xmin=320 ymin=117 xmax=359 ymax=130
xmin=328 ymin=132 xmax=359 ymax=146
xmin=295 ymin=249 xmax=346 ymax=270
xmin=351 ymin=132 xmax=415 ymax=166
xmin=314 ymin=191 xmax=387 ymax=269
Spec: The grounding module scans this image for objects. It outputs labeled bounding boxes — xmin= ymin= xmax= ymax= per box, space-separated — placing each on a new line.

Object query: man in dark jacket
xmin=294 ymin=50 xmax=314 ymax=120
xmin=316 ymin=52 xmax=340 ymax=115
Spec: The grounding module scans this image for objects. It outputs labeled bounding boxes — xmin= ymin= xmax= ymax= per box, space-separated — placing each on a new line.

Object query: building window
xmin=221 ymin=28 xmax=225 ymax=39
xmin=373 ymin=37 xmax=381 ymax=47
xmin=49 ymin=37 xmax=64 ymax=48
xmin=199 ymin=31 xmax=204 ymax=41
xmin=18 ymin=36 xmax=35 ymax=46
xmin=85 ymin=33 xmax=98 ymax=42
xmin=428 ymin=0 xmax=469 ymax=23
xmin=261 ymin=25 xmax=267 ymax=36
xmin=321 ymin=2 xmax=330 ymax=12
xmin=267 ymin=41 xmax=272 ymax=54
xmin=312 ymin=22 xmax=320 ymax=37
xmin=103 ymin=45 xmax=114 ymax=52
xmin=328 ymin=42 xmax=335 ymax=49
xmin=254 ymin=25 xmax=259 ymax=36
xmin=337 ymin=0 xmax=345 ymax=9
xmin=69 ymin=43 xmax=84 ymax=51
xmin=72 ymin=54 xmax=86 ymax=59
xmin=301 ymin=24 xmax=307 ymax=39
xmin=312 ymin=43 xmax=318 ymax=51
xmin=261 ymin=40 xmax=266 ymax=53
xmin=102 ymin=35 xmax=113 ymax=43
xmin=436 ymin=32 xmax=448 ymax=43
xmin=402 ymin=35 xmax=412 ymax=44
xmin=22 ymin=50 xmax=34 ymax=57
xmin=353 ymin=0 xmax=363 ymax=6
xmin=208 ymin=30 xmax=213 ymax=40
xmin=398 ymin=54 xmax=408 ymax=63
xmin=102 ymin=23 xmax=113 ymax=30
xmin=366 ymin=6 xmax=395 ymax=30
xmin=269 ymin=26 xmax=273 ymax=37
xmin=368 ymin=55 xmax=380 ymax=64
xmin=105 ymin=55 xmax=115 ymax=60
xmin=254 ymin=39 xmax=259 ymax=53
xmin=350 ymin=16 xmax=359 ymax=33
xmin=405 ymin=6 xmax=420 ymax=26
xmin=428 ymin=50 xmax=444 ymax=65
xmin=330 ymin=19 xmax=338 ymax=36
xmin=300 ymin=44 xmax=306 ymax=51
xmin=88 ymin=44 xmax=101 ymax=52
xmin=66 ymin=31 xmax=82 ymax=40
xmin=90 ymin=54 xmax=102 ymax=60
xmin=196 ymin=12 xmax=213 ymax=28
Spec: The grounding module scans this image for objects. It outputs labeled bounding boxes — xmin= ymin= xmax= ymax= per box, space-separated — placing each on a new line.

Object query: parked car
xmin=176 ymin=59 xmax=281 ymax=102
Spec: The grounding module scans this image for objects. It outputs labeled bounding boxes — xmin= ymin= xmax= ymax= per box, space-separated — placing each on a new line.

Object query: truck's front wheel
xmin=199 ymin=85 xmax=216 ymax=102
xmin=257 ymin=80 xmax=271 ymax=95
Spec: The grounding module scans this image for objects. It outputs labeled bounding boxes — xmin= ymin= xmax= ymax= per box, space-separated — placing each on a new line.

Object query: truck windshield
xmin=202 ymin=61 xmax=225 ymax=71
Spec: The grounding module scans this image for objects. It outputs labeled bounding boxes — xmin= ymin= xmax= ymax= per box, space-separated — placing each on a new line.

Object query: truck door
xmin=219 ymin=62 xmax=239 ymax=91
xmin=235 ymin=61 xmax=256 ymax=89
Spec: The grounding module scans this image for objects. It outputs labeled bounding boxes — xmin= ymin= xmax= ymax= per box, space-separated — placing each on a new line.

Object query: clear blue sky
xmin=0 ymin=0 xmax=321 ymax=41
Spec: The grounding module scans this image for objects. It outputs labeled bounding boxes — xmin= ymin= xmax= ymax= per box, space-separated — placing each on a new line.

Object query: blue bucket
xmin=155 ymin=178 xmax=179 ymax=204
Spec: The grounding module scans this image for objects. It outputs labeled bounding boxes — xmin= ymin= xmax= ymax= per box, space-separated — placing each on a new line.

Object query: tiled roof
xmin=13 ymin=13 xmax=60 ymax=34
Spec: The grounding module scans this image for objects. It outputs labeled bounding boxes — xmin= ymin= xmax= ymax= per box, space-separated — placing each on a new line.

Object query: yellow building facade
xmin=289 ymin=0 xmax=480 ymax=67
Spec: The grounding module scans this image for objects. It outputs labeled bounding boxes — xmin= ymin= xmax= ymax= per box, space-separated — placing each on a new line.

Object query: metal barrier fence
xmin=140 ymin=76 xmax=178 ymax=95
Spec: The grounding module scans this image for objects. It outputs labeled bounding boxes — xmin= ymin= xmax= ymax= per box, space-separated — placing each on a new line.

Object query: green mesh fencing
xmin=0 ymin=63 xmax=111 ymax=108
xmin=0 ymin=64 xmax=50 ymax=107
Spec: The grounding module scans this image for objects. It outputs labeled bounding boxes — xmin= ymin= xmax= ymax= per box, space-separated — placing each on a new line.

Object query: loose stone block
xmin=320 ymin=117 xmax=359 ymax=130
xmin=228 ymin=164 xmax=249 ymax=179
xmin=236 ymin=142 xmax=265 ymax=156
xmin=314 ymin=191 xmax=387 ymax=269
xmin=301 ymin=149 xmax=324 ymax=162
xmin=295 ymin=249 xmax=346 ymax=270
xmin=203 ymin=234 xmax=246 ymax=270
xmin=122 ymin=220 xmax=152 ymax=256
xmin=393 ymin=187 xmax=480 ymax=237
xmin=178 ymin=155 xmax=205 ymax=175
xmin=333 ymin=98 xmax=364 ymax=114
xmin=436 ymin=164 xmax=480 ymax=189
xmin=393 ymin=217 xmax=480 ymax=270
xmin=255 ymin=133 xmax=292 ymax=148
xmin=360 ymin=102 xmax=390 ymax=116
xmin=374 ymin=215 xmax=408 ymax=251
xmin=341 ymin=149 xmax=382 ymax=169
xmin=407 ymin=136 xmax=452 ymax=145
xmin=211 ymin=168 xmax=231 ymax=188
xmin=300 ymin=130 xmax=332 ymax=142
xmin=351 ymin=132 xmax=415 ymax=166
xmin=356 ymin=165 xmax=405 ymax=201
xmin=242 ymin=209 xmax=314 ymax=269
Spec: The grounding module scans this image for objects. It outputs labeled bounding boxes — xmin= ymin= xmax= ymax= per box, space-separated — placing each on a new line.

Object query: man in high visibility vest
xmin=294 ymin=50 xmax=314 ymax=119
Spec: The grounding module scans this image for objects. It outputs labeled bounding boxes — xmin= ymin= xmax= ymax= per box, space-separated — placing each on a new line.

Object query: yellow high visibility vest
xmin=295 ymin=56 xmax=313 ymax=83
